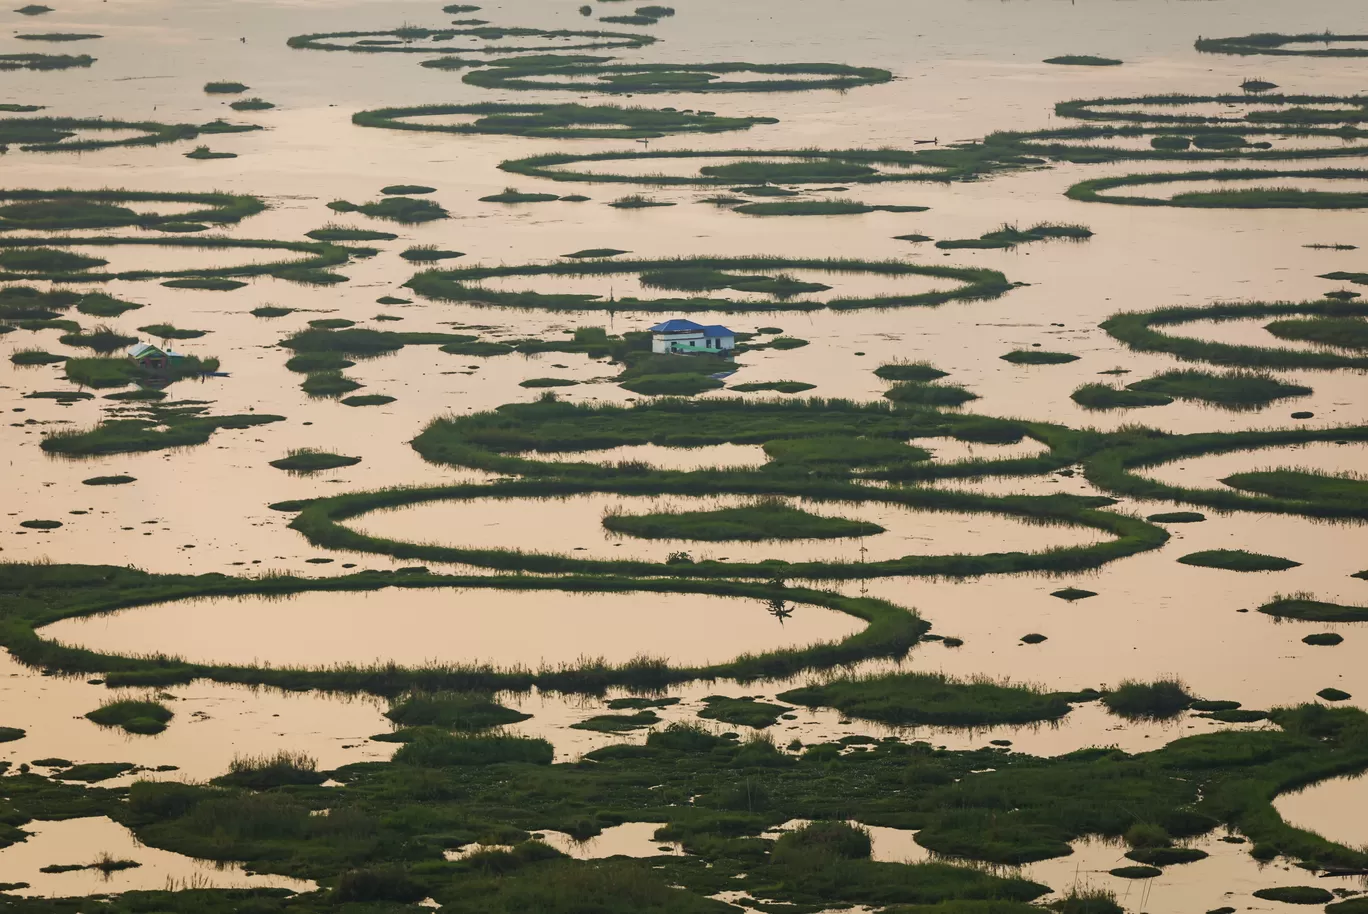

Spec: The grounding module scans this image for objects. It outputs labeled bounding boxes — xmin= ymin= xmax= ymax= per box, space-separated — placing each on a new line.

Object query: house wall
xmin=652 ymin=332 xmax=734 ymax=354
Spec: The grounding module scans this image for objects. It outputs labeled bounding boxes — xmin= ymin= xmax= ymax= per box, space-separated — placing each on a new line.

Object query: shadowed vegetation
xmin=41 ymin=412 xmax=282 ymax=456
xmin=328 ymin=196 xmax=449 ymax=223
xmin=385 ymin=691 xmax=531 ymax=732
xmin=1178 ymin=549 xmax=1300 ymax=571
xmin=354 ymin=102 xmax=778 ymax=139
xmin=602 ymin=498 xmax=884 ymax=541
xmin=85 ymin=698 xmax=173 ymax=735
xmin=269 ymin=450 xmax=362 ymax=473
xmin=462 ymin=60 xmax=894 ymax=94
xmin=1044 ymin=55 xmax=1122 ymax=66
xmin=1260 ymin=595 xmax=1368 ymax=623
xmin=1101 ymin=680 xmax=1194 ymax=720
xmin=732 ymin=199 xmax=929 ymax=216
xmin=1001 ymin=350 xmax=1078 ymax=365
xmin=936 ymin=223 xmax=1092 ymax=249
xmin=697 ymin=696 xmax=791 ymax=728
xmin=1069 ymin=169 xmax=1368 ymax=208
xmin=1196 ymin=32 xmax=1368 ymax=58
xmin=779 ymin=672 xmax=1092 ymax=727
xmin=1125 ymin=369 xmax=1312 ymax=410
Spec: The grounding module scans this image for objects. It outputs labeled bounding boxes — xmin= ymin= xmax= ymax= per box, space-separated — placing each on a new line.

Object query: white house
xmin=649 ymin=318 xmax=736 ymax=355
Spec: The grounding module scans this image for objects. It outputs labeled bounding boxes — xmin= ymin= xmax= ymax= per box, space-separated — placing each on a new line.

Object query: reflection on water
xmin=41 ymin=587 xmax=863 ymax=668
xmin=0 ymin=816 xmax=315 ymax=897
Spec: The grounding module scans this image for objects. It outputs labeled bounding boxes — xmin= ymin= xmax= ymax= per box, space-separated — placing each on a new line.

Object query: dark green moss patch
xmin=1126 ymin=370 xmax=1311 ymax=411
xmin=161 ymin=278 xmax=246 ymax=290
xmin=381 ymin=185 xmax=436 ymax=195
xmin=329 ymin=196 xmax=449 ymax=223
xmin=1044 ymin=55 xmax=1122 ymax=66
xmin=269 ymin=449 xmax=362 ymax=473
xmin=53 ymin=761 xmax=134 ymax=782
xmin=519 ymin=377 xmax=579 ymax=388
xmin=602 ymin=499 xmax=883 ymax=541
xmin=1252 ymin=887 xmax=1335 ymax=904
xmin=697 ymin=696 xmax=791 ymax=728
xmin=1051 ymin=588 xmax=1097 ymax=601
xmin=874 ymin=360 xmax=948 ymax=382
xmin=565 ymin=248 xmax=629 ymax=258
xmin=401 ymin=245 xmax=464 ymax=262
xmin=1071 ymin=383 xmax=1172 ymax=410
xmin=250 ymin=305 xmax=293 ymax=318
xmin=570 ymin=710 xmax=661 ymax=731
xmin=728 ymin=381 xmax=816 ymax=393
xmin=1125 ymin=847 xmax=1208 ymax=865
xmin=1109 ymin=865 xmax=1161 ymax=878
xmin=81 ymin=475 xmax=135 ymax=486
xmin=1317 ymin=688 xmax=1352 ymax=702
xmin=1146 ymin=512 xmax=1206 ymax=523
xmin=1302 ymin=633 xmax=1344 ymax=646
xmin=342 ymin=394 xmax=397 ymax=407
xmin=0 ymin=727 xmax=24 ymax=742
xmin=1002 ymin=351 xmax=1079 ymax=365
xmin=884 ymin=381 xmax=978 ymax=406
xmin=204 ymin=81 xmax=248 ymax=93
xmin=732 ymin=199 xmax=929 ymax=216
xmin=1178 ymin=550 xmax=1300 ymax=571
xmin=1261 ymin=597 xmax=1368 ymax=622
xmin=19 ymin=519 xmax=61 ymax=529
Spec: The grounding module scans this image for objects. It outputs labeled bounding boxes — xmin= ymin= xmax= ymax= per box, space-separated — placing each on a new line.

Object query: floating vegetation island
xmin=0 ymin=116 xmax=259 ymax=152
xmin=462 ymin=60 xmax=895 ymax=93
xmin=287 ymin=24 xmax=656 ymax=55
xmin=353 ymin=102 xmax=779 ymax=138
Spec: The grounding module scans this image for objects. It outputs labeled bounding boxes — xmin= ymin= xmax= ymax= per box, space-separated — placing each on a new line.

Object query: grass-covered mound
xmin=728 ymin=381 xmax=815 ymax=393
xmin=405 ymin=255 xmax=1012 ymax=313
xmin=462 ymin=60 xmax=893 ymax=94
xmin=1044 ymin=55 xmax=1122 ymax=66
xmin=883 ymin=381 xmax=978 ymax=406
xmin=85 ymin=698 xmax=173 ymax=734
xmin=778 ymin=672 xmax=1086 ymax=726
xmin=42 ymin=412 xmax=283 ymax=457
xmin=0 ymin=52 xmax=93 ymax=70
xmin=1259 ymin=596 xmax=1368 ymax=622
xmin=204 ymin=81 xmax=248 ymax=93
xmin=329 ymin=196 xmax=448 ymax=223
xmin=697 ymin=695 xmax=791 ymax=728
xmin=306 ymin=225 xmax=397 ymax=242
xmin=63 ymin=354 xmax=218 ymax=388
xmin=1177 ymin=550 xmax=1300 ymax=571
xmin=1068 ymin=168 xmax=1368 ymax=208
xmin=384 ymin=691 xmax=531 ymax=732
xmin=1125 ymin=369 xmax=1312 ymax=410
xmin=732 ymin=199 xmax=929 ymax=216
xmin=874 ymin=360 xmax=948 ymax=382
xmin=1252 ymin=887 xmax=1335 ymax=904
xmin=0 ymin=115 xmax=259 ymax=153
xmin=0 ymin=189 xmax=262 ymax=230
xmin=1222 ymin=469 xmax=1368 ymax=505
xmin=269 ymin=449 xmax=362 ymax=473
xmin=601 ymin=498 xmax=884 ymax=541
xmin=1100 ymin=679 xmax=1193 ymax=720
xmin=481 ymin=187 xmax=560 ymax=203
xmin=1265 ymin=316 xmax=1368 ymax=350
xmin=1001 ymin=350 xmax=1078 ymax=364
xmin=1070 ymin=384 xmax=1172 ymax=410
xmin=354 ymin=102 xmax=778 ymax=139
xmin=1196 ymin=32 xmax=1368 ymax=58
xmin=935 ymin=222 xmax=1093 ymax=249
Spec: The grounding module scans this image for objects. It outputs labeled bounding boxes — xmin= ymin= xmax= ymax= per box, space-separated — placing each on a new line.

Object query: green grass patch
xmin=306 ymin=225 xmax=398 ymax=242
xmin=85 ymin=698 xmax=173 ymax=735
xmin=215 ymin=750 xmax=326 ymax=789
xmin=602 ymin=498 xmax=884 ymax=541
xmin=228 ymin=97 xmax=274 ymax=111
xmin=81 ymin=475 xmax=135 ymax=486
xmin=269 ymin=449 xmax=361 ymax=473
xmin=732 ymin=199 xmax=929 ymax=216
xmin=41 ymin=413 xmax=282 ymax=456
xmin=1068 ymin=168 xmax=1368 ymax=208
xmin=1178 ymin=549 xmax=1300 ymax=571
xmin=1146 ymin=511 xmax=1206 ymax=522
xmin=1259 ymin=596 xmax=1368 ymax=622
xmin=342 ymin=394 xmax=397 ymax=407
xmin=1221 ymin=469 xmax=1368 ymax=505
xmin=1044 ymin=55 xmax=1122 ymax=66
xmin=883 ymin=381 xmax=978 ymax=406
xmin=1071 ymin=383 xmax=1172 ymax=410
xmin=385 ymin=691 xmax=531 ymax=732
xmin=727 ymin=381 xmax=815 ymax=393
xmin=1252 ymin=887 xmax=1335 ymax=904
xmin=204 ymin=81 xmax=247 ymax=93
xmin=464 ymin=60 xmax=893 ymax=94
xmin=1001 ymin=350 xmax=1079 ymax=365
xmin=1265 ymin=316 xmax=1368 ymax=351
xmin=1318 ymin=688 xmax=1352 ymax=702
xmin=1302 ymin=633 xmax=1343 ymax=646
xmin=10 ymin=348 xmax=65 ymax=365
xmin=874 ymin=360 xmax=948 ymax=381
xmin=1101 ymin=679 xmax=1194 ymax=720
xmin=401 ymin=245 xmax=464 ymax=262
xmin=381 ymin=185 xmax=436 ymax=195
xmin=481 ymin=187 xmax=561 ymax=203
xmin=697 ymin=696 xmax=791 ymax=728
xmin=0 ymin=727 xmax=24 ymax=742
xmin=519 ymin=377 xmax=579 ymax=388
xmin=329 ymin=196 xmax=449 ymax=223
xmin=137 ymin=324 xmax=208 ymax=340
xmin=1126 ymin=369 xmax=1311 ymax=410
xmin=1196 ymin=32 xmax=1368 ymax=58
xmin=571 ymin=710 xmax=661 ymax=731
xmin=779 ymin=672 xmax=1085 ymax=726
xmin=355 ymin=102 xmax=780 ymax=139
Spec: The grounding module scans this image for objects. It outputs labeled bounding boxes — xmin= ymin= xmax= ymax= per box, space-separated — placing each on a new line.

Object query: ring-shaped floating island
xmin=1066 ymin=168 xmax=1368 ymax=208
xmin=404 ymin=256 xmax=1014 ymax=312
xmin=0 ymin=116 xmax=260 ymax=153
xmin=282 ymin=397 xmax=1167 ymax=579
xmin=1083 ymin=424 xmax=1368 ymax=520
xmin=994 ymin=125 xmax=1368 ymax=164
xmin=498 ymin=146 xmax=1019 ymax=186
xmin=1196 ymin=32 xmax=1368 ymax=58
xmin=461 ymin=60 xmax=894 ymax=93
xmin=287 ymin=25 xmax=654 ymax=55
xmin=7 ymin=564 xmax=927 ymax=695
xmin=0 ymin=189 xmax=264 ymax=230
xmin=352 ymin=102 xmax=779 ymax=139
xmin=0 ymin=236 xmax=357 ymax=284
xmin=1053 ymin=93 xmax=1368 ymax=125
xmin=1100 ymin=300 xmax=1368 ymax=371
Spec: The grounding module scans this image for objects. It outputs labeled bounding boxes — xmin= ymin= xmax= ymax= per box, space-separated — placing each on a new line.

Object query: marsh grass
xmin=342 ymin=394 xmax=397 ymax=407
xmin=1100 ymin=679 xmax=1193 ymax=720
xmin=306 ymin=224 xmax=398 ymax=242
xmin=1070 ymin=383 xmax=1172 ymax=410
xmin=385 ymin=691 xmax=530 ymax=731
xmin=480 ymin=187 xmax=560 ymax=203
xmin=217 ymin=751 xmax=326 ymax=789
xmin=1069 ymin=168 xmax=1368 ymax=208
xmin=609 ymin=193 xmax=674 ymax=208
xmin=41 ymin=412 xmax=282 ymax=456
xmin=329 ymin=196 xmax=449 ymax=223
xmin=1259 ymin=594 xmax=1368 ymax=622
xmin=883 ymin=381 xmax=978 ymax=406
xmin=697 ymin=695 xmax=791 ymax=728
xmin=269 ymin=449 xmax=362 ymax=473
xmin=936 ymin=222 xmax=1093 ymax=250
xmin=228 ymin=97 xmax=274 ymax=111
xmin=733 ymin=199 xmax=929 ymax=216
xmin=1126 ymin=369 xmax=1312 ymax=410
xmin=1177 ymin=549 xmax=1300 ymax=571
xmin=728 ymin=380 xmax=815 ymax=393
xmin=1044 ymin=55 xmax=1122 ymax=66
xmin=571 ymin=709 xmax=661 ymax=731
xmin=1266 ymin=315 xmax=1368 ymax=351
xmin=85 ymin=697 xmax=173 ymax=734
xmin=873 ymin=360 xmax=948 ymax=382
xmin=1001 ymin=351 xmax=1079 ymax=365
xmin=203 ymin=81 xmax=248 ymax=93
xmin=1222 ymin=468 xmax=1368 ymax=504
xmin=137 ymin=324 xmax=207 ymax=340
xmin=778 ymin=671 xmax=1086 ymax=726
xmin=401 ymin=245 xmax=463 ymax=262
xmin=9 ymin=348 xmax=65 ymax=365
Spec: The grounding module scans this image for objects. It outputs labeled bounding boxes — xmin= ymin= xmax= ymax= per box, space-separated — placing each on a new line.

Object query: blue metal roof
xmin=649 ymin=319 xmax=734 ymax=336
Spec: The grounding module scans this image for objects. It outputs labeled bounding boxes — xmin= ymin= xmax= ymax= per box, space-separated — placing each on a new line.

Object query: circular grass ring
xmin=287 ymin=25 xmax=653 ymax=55
xmin=1066 ymin=168 xmax=1368 ymax=208
xmin=410 ymin=398 xmax=1081 ymax=485
xmin=1053 ymin=93 xmax=1368 ymax=126
xmin=352 ymin=102 xmax=779 ymax=140
xmin=0 ymin=189 xmax=264 ymax=230
xmin=0 ymin=52 xmax=92 ymax=70
xmin=0 ymin=116 xmax=260 ymax=153
xmin=288 ymin=477 xmax=1164 ymax=581
xmin=1083 ymin=424 xmax=1368 ymax=520
xmin=1100 ymin=300 xmax=1368 ymax=371
xmin=405 ymin=256 xmax=1013 ymax=313
xmin=14 ymin=569 xmax=928 ymax=696
xmin=0 ymin=236 xmax=354 ymax=284
xmin=463 ymin=61 xmax=893 ymax=94
xmin=499 ymin=147 xmax=969 ymax=186
xmin=996 ymin=125 xmax=1368 ymax=165
xmin=1196 ymin=33 xmax=1368 ymax=58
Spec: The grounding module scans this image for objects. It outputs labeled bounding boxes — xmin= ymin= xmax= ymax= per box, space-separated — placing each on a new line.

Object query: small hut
xmin=649 ymin=319 xmax=736 ymax=355
xmin=127 ymin=341 xmax=183 ymax=371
